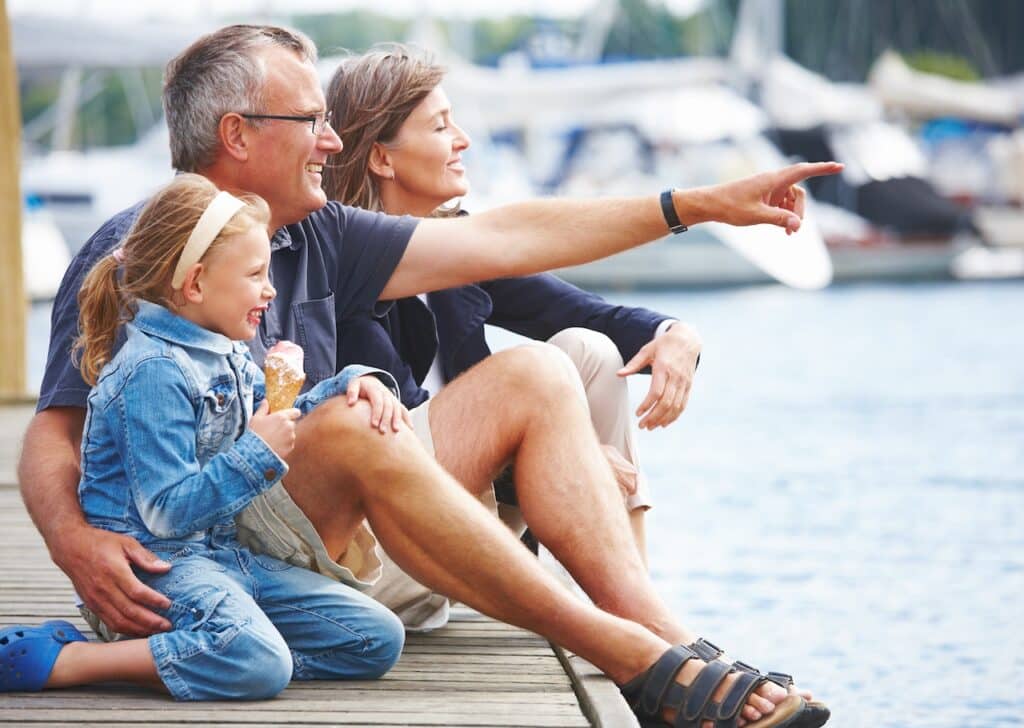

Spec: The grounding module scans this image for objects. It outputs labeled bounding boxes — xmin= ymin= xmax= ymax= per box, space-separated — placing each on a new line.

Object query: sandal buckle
xmin=732 ymin=659 xmax=760 ymax=675
xmin=690 ymin=637 xmax=724 ymax=661
xmin=698 ymin=638 xmax=723 ymax=656
xmin=766 ymin=671 xmax=794 ymax=688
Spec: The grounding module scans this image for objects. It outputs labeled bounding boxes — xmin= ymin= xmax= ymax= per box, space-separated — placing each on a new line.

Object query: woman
xmin=322 ymin=45 xmax=703 ymax=626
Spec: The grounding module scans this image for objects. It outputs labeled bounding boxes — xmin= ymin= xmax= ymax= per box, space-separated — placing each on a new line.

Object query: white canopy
xmin=12 ymin=15 xmax=215 ymax=69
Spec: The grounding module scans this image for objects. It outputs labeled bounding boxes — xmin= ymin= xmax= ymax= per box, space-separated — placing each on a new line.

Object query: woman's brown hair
xmin=322 ymin=44 xmax=451 ymax=214
xmin=74 ymin=173 xmax=270 ymax=385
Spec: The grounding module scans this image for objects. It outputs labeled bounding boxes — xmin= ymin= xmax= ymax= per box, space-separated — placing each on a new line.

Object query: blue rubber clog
xmin=0 ymin=620 xmax=87 ymax=692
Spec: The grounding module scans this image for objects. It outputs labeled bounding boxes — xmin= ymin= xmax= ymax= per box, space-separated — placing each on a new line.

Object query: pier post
xmin=0 ymin=0 xmax=27 ymax=398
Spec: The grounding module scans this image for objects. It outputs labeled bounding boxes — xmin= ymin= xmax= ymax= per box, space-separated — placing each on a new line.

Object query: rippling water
xmin=29 ymin=280 xmax=1024 ymax=726
xmin=618 ymin=281 xmax=1024 ymax=728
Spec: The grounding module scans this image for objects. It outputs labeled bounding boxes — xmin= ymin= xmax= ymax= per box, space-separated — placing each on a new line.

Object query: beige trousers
xmin=546 ymin=327 xmax=649 ymax=511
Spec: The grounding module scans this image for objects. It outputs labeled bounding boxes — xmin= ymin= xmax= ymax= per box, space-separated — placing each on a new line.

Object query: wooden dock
xmin=0 ymin=404 xmax=636 ymax=727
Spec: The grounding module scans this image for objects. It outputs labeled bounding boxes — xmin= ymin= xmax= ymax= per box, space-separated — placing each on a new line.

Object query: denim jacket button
xmin=264 ymin=468 xmax=277 ymax=481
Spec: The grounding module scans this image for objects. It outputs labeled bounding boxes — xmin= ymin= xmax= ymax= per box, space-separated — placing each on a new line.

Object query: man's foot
xmin=671 ymin=655 xmax=799 ymax=727
xmin=688 ymin=638 xmax=816 ymax=703
xmin=621 ymin=645 xmax=811 ymax=728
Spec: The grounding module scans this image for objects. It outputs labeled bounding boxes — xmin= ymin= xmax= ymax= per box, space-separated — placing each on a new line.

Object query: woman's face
xmin=378 ymin=86 xmax=471 ymax=215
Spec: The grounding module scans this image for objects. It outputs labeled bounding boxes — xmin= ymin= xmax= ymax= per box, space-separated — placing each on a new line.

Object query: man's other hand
xmin=52 ymin=524 xmax=172 ymax=637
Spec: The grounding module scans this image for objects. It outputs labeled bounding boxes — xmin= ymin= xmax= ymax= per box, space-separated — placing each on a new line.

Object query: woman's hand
xmin=347 ymin=375 xmax=412 ymax=433
xmin=249 ymin=400 xmax=301 ymax=457
xmin=618 ymin=322 xmax=702 ymax=429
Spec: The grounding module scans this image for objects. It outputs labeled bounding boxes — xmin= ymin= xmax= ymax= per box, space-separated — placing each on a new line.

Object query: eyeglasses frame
xmin=239 ymin=110 xmax=333 ymax=136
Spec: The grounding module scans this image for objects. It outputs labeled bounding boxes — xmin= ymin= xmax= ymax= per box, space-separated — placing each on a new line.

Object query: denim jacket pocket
xmin=293 ymin=294 xmax=337 ymax=385
xmin=196 ymin=377 xmax=240 ymax=459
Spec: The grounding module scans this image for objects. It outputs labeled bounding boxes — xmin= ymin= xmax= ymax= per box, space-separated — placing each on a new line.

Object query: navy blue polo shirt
xmin=38 ymin=201 xmax=417 ymax=411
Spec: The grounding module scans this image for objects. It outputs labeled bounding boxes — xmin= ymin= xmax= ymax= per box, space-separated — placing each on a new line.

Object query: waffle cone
xmin=264 ymin=356 xmax=305 ymax=412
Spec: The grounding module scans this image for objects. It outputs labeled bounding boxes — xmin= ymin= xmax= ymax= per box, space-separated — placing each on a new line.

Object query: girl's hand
xmin=249 ymin=399 xmax=301 ymax=457
xmin=347 ymin=375 xmax=412 ymax=433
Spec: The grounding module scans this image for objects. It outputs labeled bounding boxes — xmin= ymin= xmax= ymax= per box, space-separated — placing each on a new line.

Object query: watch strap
xmin=660 ymin=189 xmax=688 ymax=234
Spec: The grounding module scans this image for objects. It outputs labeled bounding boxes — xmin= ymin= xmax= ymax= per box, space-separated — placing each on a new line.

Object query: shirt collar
xmin=270 ymin=225 xmax=299 ymax=252
xmin=132 ymin=299 xmax=235 ymax=355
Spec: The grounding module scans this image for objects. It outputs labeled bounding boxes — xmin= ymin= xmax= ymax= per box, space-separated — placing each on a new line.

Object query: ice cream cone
xmin=264 ymin=341 xmax=305 ymax=412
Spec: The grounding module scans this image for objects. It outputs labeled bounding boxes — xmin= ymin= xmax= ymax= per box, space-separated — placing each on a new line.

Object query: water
xmin=611 ymin=281 xmax=1024 ymax=728
xmin=29 ymin=280 xmax=1024 ymax=726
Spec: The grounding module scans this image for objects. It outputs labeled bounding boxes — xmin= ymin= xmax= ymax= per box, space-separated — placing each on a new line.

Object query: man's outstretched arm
xmin=18 ymin=407 xmax=173 ymax=636
xmin=381 ymin=161 xmax=840 ymax=299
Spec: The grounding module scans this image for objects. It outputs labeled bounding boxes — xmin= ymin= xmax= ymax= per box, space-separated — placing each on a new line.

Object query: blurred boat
xmin=20 ymin=124 xmax=173 ymax=253
xmin=21 ymin=197 xmax=71 ymax=301
xmin=13 ymin=15 xmax=201 ymax=253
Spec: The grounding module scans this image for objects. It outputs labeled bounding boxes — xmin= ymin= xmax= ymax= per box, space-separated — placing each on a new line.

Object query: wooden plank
xmin=15 ymin=724 xmax=579 ymax=728
xmin=3 ymin=692 xmax=583 ymax=707
xmin=0 ymin=716 xmax=593 ymax=724
xmin=0 ymin=0 xmax=26 ymax=398
xmin=553 ymin=647 xmax=639 ymax=728
xmin=0 ymin=697 xmax=588 ymax=713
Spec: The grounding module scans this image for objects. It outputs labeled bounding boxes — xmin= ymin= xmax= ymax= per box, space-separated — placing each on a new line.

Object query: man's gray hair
xmin=163 ymin=25 xmax=318 ymax=173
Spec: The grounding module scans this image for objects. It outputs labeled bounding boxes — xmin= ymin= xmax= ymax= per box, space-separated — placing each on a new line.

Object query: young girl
xmin=0 ymin=174 xmax=406 ymax=700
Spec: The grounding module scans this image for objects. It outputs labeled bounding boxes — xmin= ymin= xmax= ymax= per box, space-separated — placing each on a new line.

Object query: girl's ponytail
xmin=74 ymin=253 xmax=124 ymax=386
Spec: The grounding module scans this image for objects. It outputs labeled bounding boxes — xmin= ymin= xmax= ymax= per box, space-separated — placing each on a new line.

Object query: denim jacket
xmin=78 ymin=300 xmax=394 ymax=547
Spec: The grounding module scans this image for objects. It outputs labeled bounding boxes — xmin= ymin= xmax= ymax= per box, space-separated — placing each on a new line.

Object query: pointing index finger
xmin=777 ymin=161 xmax=843 ymax=187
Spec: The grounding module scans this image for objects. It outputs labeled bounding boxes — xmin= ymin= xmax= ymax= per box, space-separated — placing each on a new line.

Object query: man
xmin=21 ymin=25 xmax=836 ymax=727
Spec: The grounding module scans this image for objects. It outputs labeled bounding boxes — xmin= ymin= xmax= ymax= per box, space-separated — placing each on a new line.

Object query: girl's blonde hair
xmin=75 ymin=173 xmax=270 ymax=385
xmin=322 ymin=44 xmax=458 ymax=217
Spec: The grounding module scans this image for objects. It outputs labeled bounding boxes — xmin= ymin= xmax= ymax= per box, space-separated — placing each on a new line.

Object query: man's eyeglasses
xmin=240 ymin=110 xmax=333 ymax=136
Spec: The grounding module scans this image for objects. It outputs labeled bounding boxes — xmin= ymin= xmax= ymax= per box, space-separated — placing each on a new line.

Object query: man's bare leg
xmin=283 ymin=350 xmax=797 ymax=726
xmin=630 ymin=510 xmax=647 ymax=566
xmin=429 ymin=345 xmax=691 ymax=644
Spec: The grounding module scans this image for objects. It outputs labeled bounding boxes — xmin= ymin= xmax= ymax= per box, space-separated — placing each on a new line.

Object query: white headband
xmin=170 ymin=191 xmax=247 ymax=290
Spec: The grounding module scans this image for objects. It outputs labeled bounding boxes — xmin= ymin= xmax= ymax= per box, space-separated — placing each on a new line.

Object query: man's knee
xmin=547 ymin=328 xmax=624 ymax=381
xmin=296 ymin=395 xmax=433 ymax=490
xmin=303 ymin=397 xmax=377 ymax=442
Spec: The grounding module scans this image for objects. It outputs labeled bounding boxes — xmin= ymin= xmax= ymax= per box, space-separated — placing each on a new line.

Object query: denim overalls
xmin=78 ymin=300 xmax=404 ymax=700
